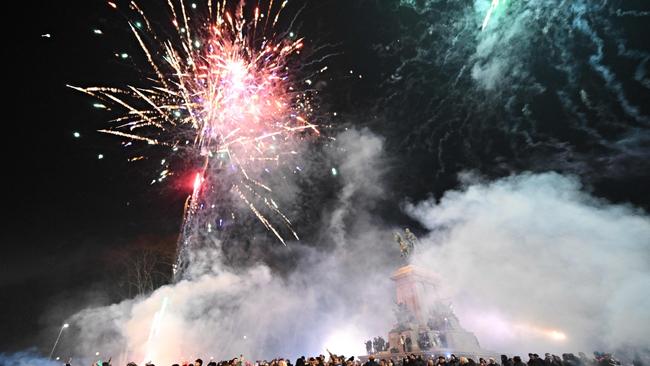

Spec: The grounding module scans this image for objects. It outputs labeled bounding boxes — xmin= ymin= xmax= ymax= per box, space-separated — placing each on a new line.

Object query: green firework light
xmin=481 ymin=0 xmax=508 ymax=31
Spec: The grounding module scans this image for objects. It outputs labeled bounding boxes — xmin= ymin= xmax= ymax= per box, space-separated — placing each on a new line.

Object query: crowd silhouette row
xmin=70 ymin=350 xmax=637 ymax=366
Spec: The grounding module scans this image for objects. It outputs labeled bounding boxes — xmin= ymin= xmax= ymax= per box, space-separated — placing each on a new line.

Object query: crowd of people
xmin=71 ymin=350 xmax=639 ymax=366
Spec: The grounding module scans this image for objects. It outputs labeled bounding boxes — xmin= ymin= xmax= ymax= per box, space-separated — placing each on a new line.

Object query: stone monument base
xmin=360 ymin=263 xmax=496 ymax=362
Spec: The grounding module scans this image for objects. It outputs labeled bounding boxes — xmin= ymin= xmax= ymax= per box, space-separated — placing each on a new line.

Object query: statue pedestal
xmin=391 ymin=265 xmax=440 ymax=324
xmin=363 ymin=264 xmax=489 ymax=360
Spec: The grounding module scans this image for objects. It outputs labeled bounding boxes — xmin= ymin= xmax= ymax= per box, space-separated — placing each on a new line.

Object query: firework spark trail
xmin=142 ymin=296 xmax=169 ymax=364
xmin=482 ymin=0 xmax=500 ymax=31
xmin=71 ymin=0 xmax=319 ymax=258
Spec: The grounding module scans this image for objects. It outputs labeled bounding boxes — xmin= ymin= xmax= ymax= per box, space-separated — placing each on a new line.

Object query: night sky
xmin=3 ymin=0 xmax=649 ymax=354
xmin=4 ymin=0 xmax=184 ymax=350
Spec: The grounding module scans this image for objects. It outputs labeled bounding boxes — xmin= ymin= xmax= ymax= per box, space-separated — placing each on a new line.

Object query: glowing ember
xmin=545 ymin=329 xmax=568 ymax=341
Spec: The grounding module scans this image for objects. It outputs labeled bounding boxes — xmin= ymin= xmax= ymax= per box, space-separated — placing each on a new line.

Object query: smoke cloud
xmin=63 ymin=128 xmax=400 ymax=365
xmin=407 ymin=172 xmax=650 ymax=354
xmin=38 ymin=131 xmax=650 ymax=364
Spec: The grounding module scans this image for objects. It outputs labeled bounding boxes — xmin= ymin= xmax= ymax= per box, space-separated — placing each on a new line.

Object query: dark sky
xmin=3 ymin=0 xmax=649 ymax=354
xmin=3 ymin=0 xmax=186 ymax=350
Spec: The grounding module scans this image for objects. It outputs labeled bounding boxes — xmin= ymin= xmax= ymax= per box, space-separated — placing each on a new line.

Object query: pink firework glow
xmin=70 ymin=0 xmax=320 ymax=247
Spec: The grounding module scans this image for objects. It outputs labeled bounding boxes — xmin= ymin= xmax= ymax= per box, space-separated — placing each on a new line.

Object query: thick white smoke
xmin=65 ymin=129 xmax=399 ymax=365
xmin=407 ymin=172 xmax=650 ymax=354
xmin=49 ymin=131 xmax=650 ymax=364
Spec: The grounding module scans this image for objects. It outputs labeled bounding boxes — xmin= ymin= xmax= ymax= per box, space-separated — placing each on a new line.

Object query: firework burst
xmin=71 ymin=0 xmax=319 ymax=267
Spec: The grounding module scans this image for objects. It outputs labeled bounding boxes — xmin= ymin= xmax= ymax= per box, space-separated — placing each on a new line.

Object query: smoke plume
xmin=407 ymin=172 xmax=650 ymax=354
xmin=44 ymin=132 xmax=650 ymax=364
xmin=64 ymin=129 xmax=399 ymax=365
